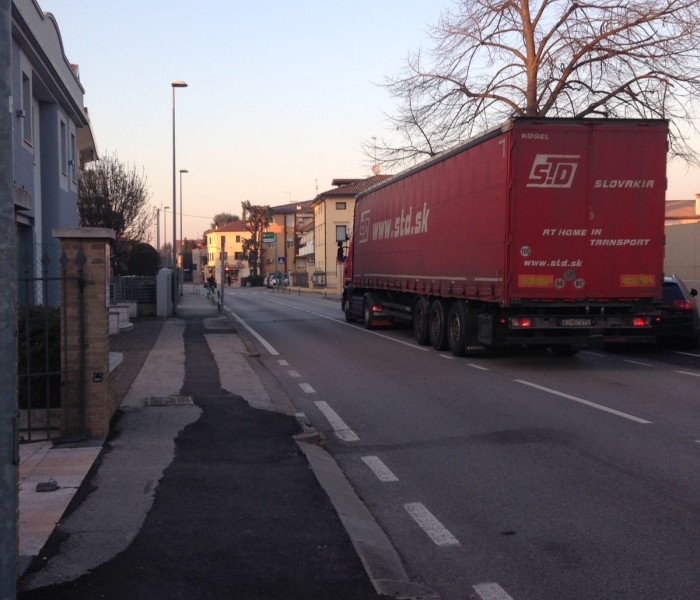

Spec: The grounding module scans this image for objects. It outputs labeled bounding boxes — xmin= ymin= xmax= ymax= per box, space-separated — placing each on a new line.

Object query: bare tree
xmin=241 ymin=200 xmax=272 ymax=277
xmin=79 ymin=152 xmax=154 ymax=242
xmin=369 ymin=0 xmax=700 ymax=168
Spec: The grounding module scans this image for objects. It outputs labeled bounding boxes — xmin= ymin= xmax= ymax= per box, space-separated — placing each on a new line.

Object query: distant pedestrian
xmin=227 ymin=274 xmax=232 ymax=287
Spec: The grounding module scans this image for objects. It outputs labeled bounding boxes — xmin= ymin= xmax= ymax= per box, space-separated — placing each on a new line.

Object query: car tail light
xmin=510 ymin=318 xmax=533 ymax=328
xmin=673 ymin=299 xmax=695 ymax=311
xmin=632 ymin=317 xmax=649 ymax=327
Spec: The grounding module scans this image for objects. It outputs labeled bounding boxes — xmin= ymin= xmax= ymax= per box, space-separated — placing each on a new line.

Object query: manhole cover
xmin=145 ymin=395 xmax=194 ymax=407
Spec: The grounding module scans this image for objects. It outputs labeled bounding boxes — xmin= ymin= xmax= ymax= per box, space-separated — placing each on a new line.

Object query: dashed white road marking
xmin=468 ymin=363 xmax=490 ymax=371
xmin=440 ymin=354 xmax=455 ymax=360
xmin=404 ymin=502 xmax=460 ymax=547
xmin=582 ymin=350 xmax=607 ymax=357
xmin=299 ymin=383 xmax=316 ymax=394
xmin=473 ymin=582 xmax=515 ymax=600
xmin=515 ymin=379 xmax=652 ymax=424
xmin=278 ymin=359 xmax=289 ymax=366
xmin=361 ymin=456 xmax=399 ymax=482
xmin=669 ymin=350 xmax=700 ymax=358
xmin=623 ymin=359 xmax=654 ymax=367
xmin=287 ymin=370 xmax=301 ymax=378
xmin=677 ymin=370 xmax=700 ymax=378
xmin=314 ymin=401 xmax=360 ymax=442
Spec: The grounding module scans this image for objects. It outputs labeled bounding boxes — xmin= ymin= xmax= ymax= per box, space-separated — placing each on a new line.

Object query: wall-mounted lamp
xmin=15 ymin=109 xmax=25 ymax=118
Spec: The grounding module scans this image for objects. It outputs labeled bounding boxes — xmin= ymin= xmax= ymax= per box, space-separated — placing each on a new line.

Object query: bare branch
xmin=368 ymin=0 xmax=700 ymax=168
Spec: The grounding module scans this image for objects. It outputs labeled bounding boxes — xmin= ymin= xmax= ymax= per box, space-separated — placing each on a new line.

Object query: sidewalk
xmin=16 ymin=285 xmax=432 ymax=599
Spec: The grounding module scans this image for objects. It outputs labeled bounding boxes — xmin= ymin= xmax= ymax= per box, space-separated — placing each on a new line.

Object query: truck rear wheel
xmin=413 ymin=297 xmax=430 ymax=345
xmin=447 ymin=302 xmax=467 ymax=357
xmin=429 ymin=299 xmax=449 ymax=351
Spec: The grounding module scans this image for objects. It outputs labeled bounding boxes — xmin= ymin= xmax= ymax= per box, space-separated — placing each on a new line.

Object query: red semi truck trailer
xmin=341 ymin=118 xmax=669 ymax=356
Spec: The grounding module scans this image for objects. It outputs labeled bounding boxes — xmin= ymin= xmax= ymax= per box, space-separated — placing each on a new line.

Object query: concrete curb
xmin=296 ymin=440 xmax=440 ymax=600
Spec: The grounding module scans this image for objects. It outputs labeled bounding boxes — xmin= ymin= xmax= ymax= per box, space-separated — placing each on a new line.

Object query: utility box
xmin=157 ymin=268 xmax=173 ymax=317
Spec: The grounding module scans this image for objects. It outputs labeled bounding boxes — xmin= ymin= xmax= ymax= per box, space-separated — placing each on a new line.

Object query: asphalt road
xmin=227 ymin=287 xmax=700 ymax=600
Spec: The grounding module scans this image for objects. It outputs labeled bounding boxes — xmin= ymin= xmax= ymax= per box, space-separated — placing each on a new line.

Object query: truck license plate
xmin=560 ymin=318 xmax=592 ymax=327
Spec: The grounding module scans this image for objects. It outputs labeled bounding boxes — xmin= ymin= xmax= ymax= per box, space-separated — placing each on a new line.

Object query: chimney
xmin=696 ymin=194 xmax=700 ymax=216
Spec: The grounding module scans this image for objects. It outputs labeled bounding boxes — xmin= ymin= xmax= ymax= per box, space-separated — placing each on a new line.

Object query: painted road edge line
xmin=226 ymin=307 xmax=279 ymax=356
xmin=404 ymin=502 xmax=460 ymax=547
xmin=514 ymin=379 xmax=652 ymax=424
xmin=362 ymin=456 xmax=399 ymax=482
xmin=314 ymin=400 xmax=360 ymax=442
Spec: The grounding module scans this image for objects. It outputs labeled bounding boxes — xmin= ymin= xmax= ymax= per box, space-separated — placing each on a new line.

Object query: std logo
xmin=526 ymin=154 xmax=579 ymax=189
xmin=358 ymin=210 xmax=371 ymax=244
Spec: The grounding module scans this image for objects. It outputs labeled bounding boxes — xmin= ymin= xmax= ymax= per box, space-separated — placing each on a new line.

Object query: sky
xmin=38 ymin=0 xmax=700 ymax=243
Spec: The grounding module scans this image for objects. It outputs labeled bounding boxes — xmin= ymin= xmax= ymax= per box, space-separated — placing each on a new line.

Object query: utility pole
xmin=0 ymin=1 xmax=19 ymax=598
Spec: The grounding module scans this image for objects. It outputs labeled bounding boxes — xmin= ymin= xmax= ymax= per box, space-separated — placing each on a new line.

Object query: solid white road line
xmin=403 ymin=502 xmax=460 ymax=547
xmin=514 ymin=379 xmax=652 ymax=424
xmin=314 ymin=401 xmax=360 ymax=442
xmin=361 ymin=456 xmax=399 ymax=482
xmin=473 ymin=582 xmax=515 ymax=600
xmin=226 ymin=308 xmax=280 ymax=356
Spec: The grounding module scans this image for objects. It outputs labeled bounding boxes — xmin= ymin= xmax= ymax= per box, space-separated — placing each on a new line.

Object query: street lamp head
xmin=180 ymin=169 xmax=189 ymax=174
xmin=172 ymin=80 xmax=188 ymax=88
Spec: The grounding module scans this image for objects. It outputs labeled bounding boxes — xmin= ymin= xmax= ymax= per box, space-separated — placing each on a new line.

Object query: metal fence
xmin=17 ymin=247 xmax=84 ymax=442
xmin=110 ymin=276 xmax=157 ymax=304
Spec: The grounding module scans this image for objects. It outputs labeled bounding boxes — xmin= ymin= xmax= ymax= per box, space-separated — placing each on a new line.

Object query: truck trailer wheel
xmin=343 ymin=298 xmax=355 ymax=322
xmin=429 ymin=299 xmax=450 ymax=351
xmin=447 ymin=302 xmax=467 ymax=357
xmin=413 ymin=297 xmax=431 ymax=345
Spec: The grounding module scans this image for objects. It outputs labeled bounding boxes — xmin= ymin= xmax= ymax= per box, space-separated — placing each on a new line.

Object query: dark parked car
xmin=653 ymin=275 xmax=700 ymax=348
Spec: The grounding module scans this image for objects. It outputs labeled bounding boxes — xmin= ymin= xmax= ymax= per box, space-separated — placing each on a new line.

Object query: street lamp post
xmin=163 ymin=206 xmax=170 ymax=263
xmin=179 ymin=168 xmax=188 ymax=296
xmin=172 ymin=80 xmax=188 ymax=312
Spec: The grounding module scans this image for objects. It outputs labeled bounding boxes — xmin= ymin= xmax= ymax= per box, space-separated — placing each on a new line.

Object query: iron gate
xmin=17 ymin=247 xmax=86 ymax=442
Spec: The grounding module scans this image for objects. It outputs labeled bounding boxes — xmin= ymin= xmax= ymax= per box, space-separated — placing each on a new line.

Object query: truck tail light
xmin=510 ymin=318 xmax=533 ymax=328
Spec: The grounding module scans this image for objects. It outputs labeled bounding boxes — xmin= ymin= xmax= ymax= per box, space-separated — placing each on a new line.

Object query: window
xmin=235 ymin=235 xmax=240 ymax=243
xmin=336 ymin=225 xmax=348 ymax=243
xmin=60 ymin=121 xmax=67 ymax=174
xmin=22 ymin=73 xmax=32 ymax=144
xmin=70 ymin=133 xmax=77 ymax=182
xmin=336 ymin=201 xmax=347 ymax=210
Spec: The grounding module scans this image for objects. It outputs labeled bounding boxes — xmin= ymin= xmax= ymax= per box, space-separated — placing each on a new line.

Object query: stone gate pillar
xmin=53 ymin=228 xmax=116 ymax=440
